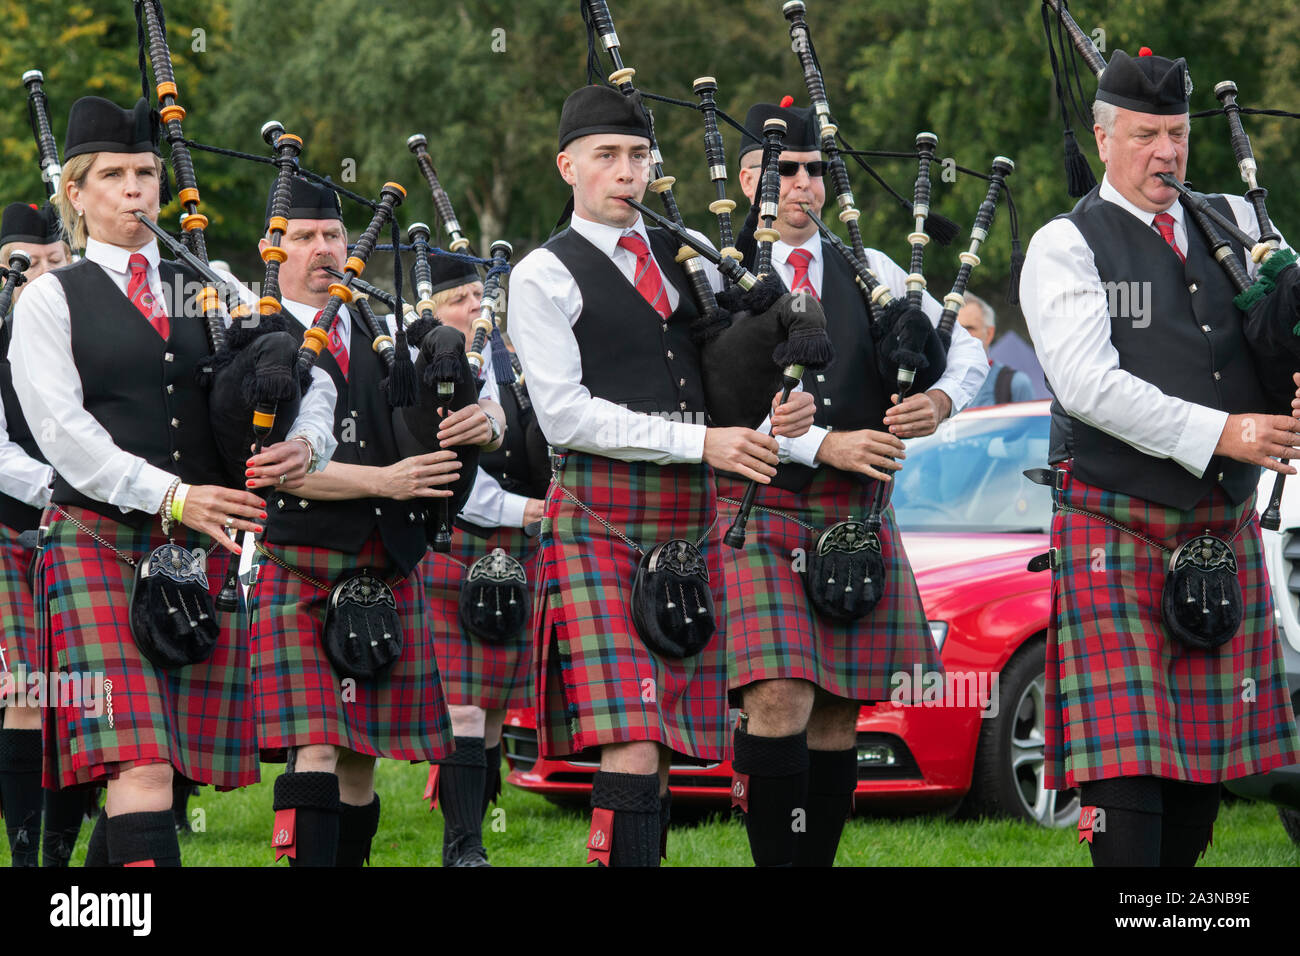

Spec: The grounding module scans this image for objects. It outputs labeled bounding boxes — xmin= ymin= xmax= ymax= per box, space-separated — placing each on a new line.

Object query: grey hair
xmin=965 ymin=291 xmax=995 ymax=328
xmin=1092 ymin=100 xmax=1119 ymax=137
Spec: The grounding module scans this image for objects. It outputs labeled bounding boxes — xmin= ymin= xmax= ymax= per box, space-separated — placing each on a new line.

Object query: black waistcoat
xmin=545 ymin=226 xmax=707 ymax=421
xmin=0 ymin=313 xmax=46 ymax=531
xmin=263 ymin=315 xmax=428 ymax=576
xmin=51 ymin=258 xmax=228 ymax=526
xmin=771 ymin=239 xmax=893 ymax=493
xmin=1050 ymin=188 xmax=1265 ymax=509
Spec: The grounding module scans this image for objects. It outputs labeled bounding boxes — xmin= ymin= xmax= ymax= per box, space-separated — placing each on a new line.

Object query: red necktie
xmin=316 ymin=309 xmax=349 ymax=380
xmin=1153 ymin=212 xmax=1185 ymax=263
xmin=127 ymin=253 xmax=169 ymax=340
xmin=787 ymin=248 xmax=820 ymax=300
xmin=616 ymin=233 xmax=672 ymax=320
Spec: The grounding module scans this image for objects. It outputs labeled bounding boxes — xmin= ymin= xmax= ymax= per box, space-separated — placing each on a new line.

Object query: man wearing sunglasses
xmin=723 ymin=98 xmax=987 ymax=867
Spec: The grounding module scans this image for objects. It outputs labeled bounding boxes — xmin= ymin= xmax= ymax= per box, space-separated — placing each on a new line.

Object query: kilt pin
xmin=249 ymin=533 xmax=453 ymax=763
xmin=533 ymin=451 xmax=730 ymax=761
xmin=37 ymin=505 xmax=258 ymax=791
xmin=716 ymin=470 xmax=940 ymax=703
xmin=1044 ymin=463 xmax=1300 ymax=789
xmin=422 ymin=523 xmax=537 ymax=710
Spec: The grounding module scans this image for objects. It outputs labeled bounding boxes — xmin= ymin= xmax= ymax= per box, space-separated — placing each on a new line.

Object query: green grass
xmin=6 ymin=760 xmax=1299 ymax=866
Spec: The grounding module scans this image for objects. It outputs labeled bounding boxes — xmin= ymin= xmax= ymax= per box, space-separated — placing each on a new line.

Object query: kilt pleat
xmin=716 ymin=472 xmax=939 ymax=702
xmin=423 ymin=524 xmax=537 ymax=710
xmin=532 ymin=452 xmax=730 ymax=761
xmin=0 ymin=523 xmax=38 ymax=692
xmin=38 ymin=505 xmax=258 ymax=790
xmin=249 ymin=534 xmax=453 ymax=762
xmin=1045 ymin=465 xmax=1300 ymax=788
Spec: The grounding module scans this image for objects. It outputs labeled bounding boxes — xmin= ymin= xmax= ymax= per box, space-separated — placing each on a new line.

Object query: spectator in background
xmin=959 ymin=293 xmax=1035 ymax=407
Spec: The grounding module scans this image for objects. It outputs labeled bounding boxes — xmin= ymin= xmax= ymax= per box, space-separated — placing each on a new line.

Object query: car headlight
xmin=928 ymin=620 xmax=948 ymax=651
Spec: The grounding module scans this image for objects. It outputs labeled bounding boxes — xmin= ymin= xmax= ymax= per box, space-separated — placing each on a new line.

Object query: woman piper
xmin=419 ymin=255 xmax=548 ymax=866
xmin=0 ymin=201 xmax=87 ymax=866
xmin=11 ymin=96 xmax=335 ymax=867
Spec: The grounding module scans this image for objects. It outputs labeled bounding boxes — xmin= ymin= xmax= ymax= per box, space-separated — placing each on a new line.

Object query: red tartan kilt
xmin=249 ymin=534 xmax=453 ymax=762
xmin=532 ymin=452 xmax=730 ymax=760
xmin=0 ymin=523 xmax=38 ymax=691
xmin=1045 ymin=465 xmax=1300 ymax=788
xmin=38 ymin=505 xmax=258 ymax=790
xmin=716 ymin=470 xmax=938 ymax=703
xmin=422 ymin=524 xmax=537 ymax=710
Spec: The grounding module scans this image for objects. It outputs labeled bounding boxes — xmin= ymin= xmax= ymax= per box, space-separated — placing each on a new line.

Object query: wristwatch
xmin=483 ymin=411 xmax=502 ymax=447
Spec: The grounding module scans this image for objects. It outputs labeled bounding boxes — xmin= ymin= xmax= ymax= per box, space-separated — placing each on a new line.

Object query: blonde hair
xmin=54 ymin=152 xmax=165 ymax=251
xmin=430 ymin=280 xmax=486 ymax=318
xmin=0 ymin=240 xmax=72 ymax=269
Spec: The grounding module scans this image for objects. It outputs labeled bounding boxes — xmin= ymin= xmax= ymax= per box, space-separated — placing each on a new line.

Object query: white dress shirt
xmin=507 ymin=212 xmax=723 ymax=464
xmin=1020 ymin=174 xmax=1284 ymax=478
xmin=12 ymin=239 xmax=338 ymax=515
xmin=0 ymin=394 xmax=53 ymax=509
xmin=457 ymin=345 xmax=533 ymax=530
xmin=770 ymin=234 xmax=989 ymax=466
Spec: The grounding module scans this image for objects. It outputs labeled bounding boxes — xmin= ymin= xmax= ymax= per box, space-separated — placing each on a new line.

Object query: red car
xmin=504 ymin=401 xmax=1078 ymax=826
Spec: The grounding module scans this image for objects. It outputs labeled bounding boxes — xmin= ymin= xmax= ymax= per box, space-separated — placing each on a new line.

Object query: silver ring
xmin=279 ymin=474 xmax=288 ymax=485
xmin=224 ymin=515 xmax=235 ymax=529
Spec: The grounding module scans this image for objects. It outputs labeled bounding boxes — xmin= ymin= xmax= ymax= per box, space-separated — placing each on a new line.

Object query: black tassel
xmin=1064 ymin=128 xmax=1097 ymax=198
xmin=383 ymin=218 xmax=419 ymax=408
xmin=924 ymin=212 xmax=961 ymax=247
xmin=772 ymin=328 xmax=835 ymax=370
xmin=1007 ymin=238 xmax=1026 ymax=306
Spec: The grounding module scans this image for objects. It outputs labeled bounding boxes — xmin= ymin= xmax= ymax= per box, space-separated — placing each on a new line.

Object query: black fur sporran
xmin=129 ymin=543 xmax=220 ymax=669
xmin=631 ymin=539 xmax=716 ymax=659
xmin=1162 ymin=534 xmax=1242 ymax=650
xmin=805 ymin=520 xmax=885 ymax=623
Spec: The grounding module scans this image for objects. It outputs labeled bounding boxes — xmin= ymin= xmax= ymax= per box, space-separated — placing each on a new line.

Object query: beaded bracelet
xmin=171 ymin=483 xmax=191 ymax=525
xmin=159 ymin=477 xmax=182 ymax=536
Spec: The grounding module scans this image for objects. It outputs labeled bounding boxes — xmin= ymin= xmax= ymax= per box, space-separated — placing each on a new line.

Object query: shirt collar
xmin=282 ymin=297 xmax=350 ymax=332
xmin=1100 ymin=173 xmax=1184 ymax=229
xmin=774 ymin=233 xmax=820 ymax=267
xmin=570 ymin=211 xmax=651 ymax=260
xmin=85 ymin=237 xmax=160 ymax=275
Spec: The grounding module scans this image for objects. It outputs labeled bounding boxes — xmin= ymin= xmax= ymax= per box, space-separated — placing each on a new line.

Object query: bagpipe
xmin=1042 ymin=0 xmax=1300 ymax=530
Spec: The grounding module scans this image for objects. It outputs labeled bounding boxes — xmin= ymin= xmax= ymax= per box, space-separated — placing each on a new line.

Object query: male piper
xmin=508 ymin=85 xmax=817 ymax=866
xmin=247 ymin=176 xmax=501 ymax=866
xmin=1021 ymin=48 xmax=1300 ymax=866
xmin=720 ymin=100 xmax=987 ymax=866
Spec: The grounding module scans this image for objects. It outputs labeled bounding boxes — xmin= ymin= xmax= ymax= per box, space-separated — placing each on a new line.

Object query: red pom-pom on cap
xmin=779 ymin=95 xmax=794 ymax=108
xmin=1138 ymin=46 xmax=1153 ymax=57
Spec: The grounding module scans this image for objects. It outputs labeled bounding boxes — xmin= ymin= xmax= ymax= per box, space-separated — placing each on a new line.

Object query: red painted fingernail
xmin=260 ymin=512 xmax=268 ymax=519
xmin=254 ymin=526 xmax=264 ymax=534
xmin=245 ymin=469 xmax=255 ymax=477
xmin=245 ymin=480 xmax=255 ymax=488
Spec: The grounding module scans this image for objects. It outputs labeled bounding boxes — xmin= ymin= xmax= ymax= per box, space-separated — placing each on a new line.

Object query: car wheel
xmin=1281 ymin=807 xmax=1300 ymax=846
xmin=958 ymin=637 xmax=1080 ymax=828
